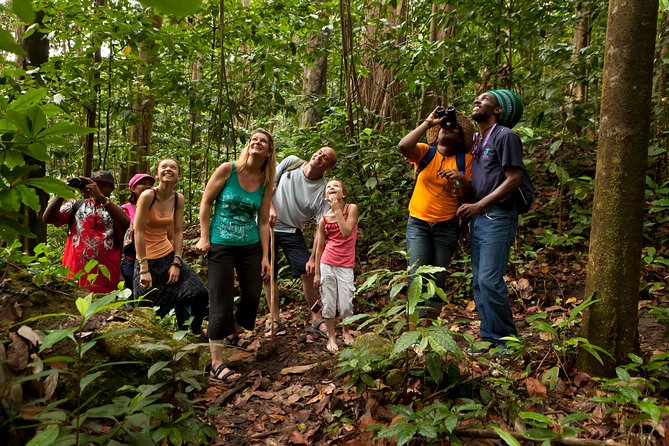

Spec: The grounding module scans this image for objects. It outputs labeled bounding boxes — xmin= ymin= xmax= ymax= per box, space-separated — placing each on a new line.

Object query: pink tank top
xmin=320 ymin=206 xmax=357 ymax=268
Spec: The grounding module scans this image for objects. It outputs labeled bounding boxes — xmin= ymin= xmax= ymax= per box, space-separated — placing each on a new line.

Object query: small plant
xmin=591 ymin=353 xmax=669 ymax=444
xmin=3 ymin=291 xmax=216 ymax=445
xmin=371 ymin=400 xmax=485 ymax=445
xmin=525 ymin=296 xmax=611 ymax=373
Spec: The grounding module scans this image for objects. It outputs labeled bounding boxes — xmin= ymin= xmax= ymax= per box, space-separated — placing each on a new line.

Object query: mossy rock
xmin=96 ymin=307 xmax=203 ymax=371
xmin=385 ymin=368 xmax=404 ymax=387
xmin=352 ymin=332 xmax=393 ymax=356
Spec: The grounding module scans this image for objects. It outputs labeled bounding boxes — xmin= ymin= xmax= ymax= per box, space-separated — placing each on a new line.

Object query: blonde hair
xmin=237 ymin=128 xmax=276 ymax=189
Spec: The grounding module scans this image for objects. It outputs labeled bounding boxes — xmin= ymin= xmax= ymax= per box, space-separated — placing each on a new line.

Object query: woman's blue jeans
xmin=470 ymin=208 xmax=519 ymax=346
xmin=406 ymin=216 xmax=459 ymax=312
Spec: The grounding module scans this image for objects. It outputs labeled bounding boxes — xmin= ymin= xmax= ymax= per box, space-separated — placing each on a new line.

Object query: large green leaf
xmin=2 ymin=149 xmax=26 ymax=168
xmin=37 ymin=122 xmax=94 ymax=137
xmin=80 ymin=371 xmax=105 ymax=393
xmin=40 ymin=327 xmax=78 ymax=352
xmin=11 ymin=0 xmax=36 ymax=23
xmin=15 ymin=184 xmax=40 ymax=212
xmin=0 ymin=188 xmax=23 ymax=212
xmin=24 ymin=177 xmax=76 ymax=198
xmin=26 ymin=105 xmax=47 ymax=138
xmin=4 ymin=109 xmax=31 ymax=136
xmin=392 ymin=331 xmax=420 ymax=356
xmin=0 ymin=29 xmax=26 ymax=56
xmin=26 ymin=428 xmax=59 ymax=446
xmin=490 ymin=426 xmax=521 ymax=446
xmin=138 ymin=0 xmax=202 ymax=17
xmin=10 ymin=88 xmax=46 ymax=110
xmin=426 ymin=327 xmax=462 ymax=358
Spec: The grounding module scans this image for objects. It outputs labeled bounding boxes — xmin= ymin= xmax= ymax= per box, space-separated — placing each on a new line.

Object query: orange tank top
xmin=144 ymin=205 xmax=174 ymax=259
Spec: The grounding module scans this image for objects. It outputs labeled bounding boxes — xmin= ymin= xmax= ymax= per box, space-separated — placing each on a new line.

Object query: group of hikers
xmin=43 ymin=88 xmax=526 ymax=382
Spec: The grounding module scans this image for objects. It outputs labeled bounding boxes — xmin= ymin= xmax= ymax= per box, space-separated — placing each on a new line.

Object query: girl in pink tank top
xmin=313 ymin=180 xmax=359 ymax=354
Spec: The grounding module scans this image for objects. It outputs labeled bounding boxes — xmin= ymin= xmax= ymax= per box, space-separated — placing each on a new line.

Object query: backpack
xmin=122 ymin=189 xmax=178 ymax=256
xmin=513 ymin=167 xmax=536 ymax=214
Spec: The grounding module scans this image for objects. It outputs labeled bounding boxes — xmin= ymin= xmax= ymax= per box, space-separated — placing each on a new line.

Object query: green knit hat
xmin=488 ymin=89 xmax=524 ymax=128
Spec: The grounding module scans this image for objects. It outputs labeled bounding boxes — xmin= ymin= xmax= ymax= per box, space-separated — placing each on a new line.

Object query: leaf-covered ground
xmin=1 ymin=231 xmax=667 ymax=445
xmin=198 ymin=291 xmax=668 ymax=446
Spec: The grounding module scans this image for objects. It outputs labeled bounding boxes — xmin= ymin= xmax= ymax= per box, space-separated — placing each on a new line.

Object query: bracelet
xmin=136 ymin=257 xmax=146 ymax=264
xmin=99 ymin=197 xmax=110 ymax=206
xmin=171 ymin=263 xmax=182 ymax=268
xmin=139 ymin=270 xmax=149 ymax=274
xmin=173 ymin=253 xmax=183 ymax=261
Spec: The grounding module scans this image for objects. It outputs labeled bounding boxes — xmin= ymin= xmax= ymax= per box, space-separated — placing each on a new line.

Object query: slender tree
xmin=577 ymin=0 xmax=659 ymax=377
xmin=300 ymin=7 xmax=329 ymax=128
xmin=128 ymin=10 xmax=162 ymax=174
xmin=16 ymin=10 xmax=49 ymax=253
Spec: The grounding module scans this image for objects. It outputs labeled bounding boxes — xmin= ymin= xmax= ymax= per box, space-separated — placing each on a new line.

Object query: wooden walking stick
xmin=269 ymin=228 xmax=276 ymax=341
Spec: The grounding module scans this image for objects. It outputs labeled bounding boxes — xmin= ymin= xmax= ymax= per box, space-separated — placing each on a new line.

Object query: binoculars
xmin=435 ymin=106 xmax=458 ymax=129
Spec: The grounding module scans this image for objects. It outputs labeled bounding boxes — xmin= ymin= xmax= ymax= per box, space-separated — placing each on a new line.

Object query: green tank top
xmin=210 ymin=163 xmax=266 ymax=246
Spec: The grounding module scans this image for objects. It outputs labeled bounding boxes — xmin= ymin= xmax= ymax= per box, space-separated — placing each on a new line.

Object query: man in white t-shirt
xmin=265 ymin=147 xmax=337 ymax=338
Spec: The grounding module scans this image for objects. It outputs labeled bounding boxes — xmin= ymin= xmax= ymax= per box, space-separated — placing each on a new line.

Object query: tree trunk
xmin=576 ymin=0 xmax=658 ymax=377
xmin=571 ymin=0 xmax=591 ymax=103
xmin=358 ymin=0 xmax=407 ymax=125
xmin=128 ymin=11 xmax=162 ymax=175
xmin=568 ymin=0 xmax=591 ymax=137
xmin=16 ymin=10 xmax=49 ymax=253
xmin=653 ymin=11 xmax=668 ymax=181
xmin=84 ymin=44 xmax=102 ymax=175
xmin=300 ymin=10 xmax=329 ymax=128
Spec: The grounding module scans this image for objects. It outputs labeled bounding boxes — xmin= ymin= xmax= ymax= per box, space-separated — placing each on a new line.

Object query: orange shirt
xmin=408 ymin=143 xmax=473 ymax=222
xmin=144 ymin=206 xmax=174 ymax=259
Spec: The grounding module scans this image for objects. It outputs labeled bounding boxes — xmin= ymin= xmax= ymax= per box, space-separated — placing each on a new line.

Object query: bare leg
xmin=324 ymin=318 xmax=338 ymax=353
xmin=342 ymin=325 xmax=354 ymax=346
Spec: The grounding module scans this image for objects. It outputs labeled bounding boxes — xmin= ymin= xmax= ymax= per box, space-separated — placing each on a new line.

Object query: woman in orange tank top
xmin=133 ymin=158 xmax=208 ymax=333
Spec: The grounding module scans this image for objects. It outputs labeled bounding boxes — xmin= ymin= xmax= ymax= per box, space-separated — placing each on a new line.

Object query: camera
xmin=67 ymin=177 xmax=87 ymax=190
xmin=440 ymin=106 xmax=458 ymax=129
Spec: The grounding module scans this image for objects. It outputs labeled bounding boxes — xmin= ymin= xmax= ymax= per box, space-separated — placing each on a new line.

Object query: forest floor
xmin=1 ymin=240 xmax=667 ymax=445
xmin=198 ymin=291 xmax=668 ymax=446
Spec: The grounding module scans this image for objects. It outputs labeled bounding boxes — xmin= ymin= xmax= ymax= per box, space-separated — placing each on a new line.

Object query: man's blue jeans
xmin=406 ymin=216 xmax=459 ymax=312
xmin=470 ymin=208 xmax=518 ymax=346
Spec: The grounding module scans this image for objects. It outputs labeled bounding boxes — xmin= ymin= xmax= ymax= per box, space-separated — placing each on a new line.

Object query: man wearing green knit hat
xmin=457 ymin=89 xmax=525 ymax=353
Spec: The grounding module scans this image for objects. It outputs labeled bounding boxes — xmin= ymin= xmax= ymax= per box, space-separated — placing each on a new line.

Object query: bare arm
xmin=167 ymin=193 xmax=185 ymax=284
xmin=456 ymin=167 xmax=523 ymax=220
xmin=313 ymin=219 xmax=326 ymax=289
xmin=258 ymin=183 xmax=273 ymax=281
xmin=134 ymin=190 xmax=154 ymax=289
xmin=42 ymin=196 xmax=65 ymax=224
xmin=330 ymin=200 xmax=358 ymax=237
xmin=195 ymin=162 xmax=233 ymax=253
xmin=398 ymin=108 xmax=441 ymax=161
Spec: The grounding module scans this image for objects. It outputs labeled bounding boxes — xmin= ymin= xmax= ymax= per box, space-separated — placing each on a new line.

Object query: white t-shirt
xmin=273 ymin=155 xmax=327 ymax=233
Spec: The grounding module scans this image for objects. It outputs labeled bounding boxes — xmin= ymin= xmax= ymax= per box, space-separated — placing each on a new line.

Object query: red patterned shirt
xmin=52 ymin=199 xmax=123 ymax=293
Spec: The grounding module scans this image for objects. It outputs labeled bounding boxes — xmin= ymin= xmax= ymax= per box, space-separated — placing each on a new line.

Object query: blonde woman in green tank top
xmin=196 ymin=129 xmax=276 ymax=383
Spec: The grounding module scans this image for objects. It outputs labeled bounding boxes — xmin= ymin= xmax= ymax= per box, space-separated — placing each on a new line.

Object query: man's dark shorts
xmin=273 ymin=230 xmax=310 ymax=278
